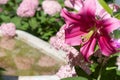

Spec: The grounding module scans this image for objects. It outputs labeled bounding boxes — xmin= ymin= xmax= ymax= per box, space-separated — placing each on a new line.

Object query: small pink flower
xmin=0 ymin=23 xmax=16 ymax=37
xmin=17 ymin=0 xmax=39 ymax=17
xmin=50 ymin=25 xmax=75 ymax=52
xmin=56 ymin=64 xmax=76 ymax=79
xmin=0 ymin=0 xmax=8 ymax=4
xmin=42 ymin=0 xmax=62 ymax=16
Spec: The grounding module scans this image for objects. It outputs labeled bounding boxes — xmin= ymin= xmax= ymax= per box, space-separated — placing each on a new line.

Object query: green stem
xmin=97 ymin=67 xmax=102 ymax=80
xmin=97 ymin=75 xmax=101 ymax=80
xmin=96 ymin=57 xmax=109 ymax=80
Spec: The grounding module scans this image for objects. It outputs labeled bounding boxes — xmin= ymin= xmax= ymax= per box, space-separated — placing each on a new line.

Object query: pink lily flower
xmin=70 ymin=0 xmax=83 ymax=11
xmin=61 ymin=0 xmax=120 ymax=61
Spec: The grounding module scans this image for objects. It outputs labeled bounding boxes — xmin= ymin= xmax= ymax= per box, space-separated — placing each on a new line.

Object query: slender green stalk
xmin=97 ymin=67 xmax=102 ymax=80
xmin=96 ymin=57 xmax=109 ymax=80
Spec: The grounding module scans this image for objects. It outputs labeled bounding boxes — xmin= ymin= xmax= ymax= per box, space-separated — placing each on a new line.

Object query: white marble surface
xmin=0 ymin=30 xmax=65 ymax=79
xmin=14 ymin=30 xmax=64 ymax=80
xmin=0 ymin=30 xmax=65 ymax=80
xmin=19 ymin=75 xmax=60 ymax=80
xmin=16 ymin=30 xmax=66 ymax=63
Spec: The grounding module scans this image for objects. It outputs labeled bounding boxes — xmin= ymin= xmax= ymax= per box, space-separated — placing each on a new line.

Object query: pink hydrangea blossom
xmin=61 ymin=0 xmax=120 ymax=61
xmin=0 ymin=0 xmax=8 ymax=4
xmin=42 ymin=0 xmax=62 ymax=16
xmin=50 ymin=25 xmax=91 ymax=75
xmin=50 ymin=25 xmax=70 ymax=51
xmin=0 ymin=23 xmax=16 ymax=37
xmin=56 ymin=64 xmax=76 ymax=79
xmin=50 ymin=25 xmax=79 ymax=55
xmin=17 ymin=0 xmax=39 ymax=17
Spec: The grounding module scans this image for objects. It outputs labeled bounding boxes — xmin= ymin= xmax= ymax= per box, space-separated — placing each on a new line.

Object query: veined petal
xmin=101 ymin=18 xmax=120 ymax=33
xmin=65 ymin=24 xmax=87 ymax=46
xmin=97 ymin=4 xmax=119 ymax=19
xmin=61 ymin=8 xmax=95 ymax=31
xmin=80 ymin=0 xmax=96 ymax=18
xmin=70 ymin=0 xmax=83 ymax=11
xmin=78 ymin=0 xmax=96 ymax=28
xmin=95 ymin=0 xmax=111 ymax=18
xmin=65 ymin=34 xmax=83 ymax=46
xmin=61 ymin=8 xmax=81 ymax=25
xmin=80 ymin=36 xmax=97 ymax=61
xmin=95 ymin=0 xmax=103 ymax=15
xmin=98 ymin=35 xmax=117 ymax=56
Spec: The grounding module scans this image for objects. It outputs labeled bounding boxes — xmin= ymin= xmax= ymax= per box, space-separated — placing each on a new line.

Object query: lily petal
xmin=101 ymin=18 xmax=120 ymax=33
xmin=79 ymin=0 xmax=96 ymax=28
xmin=98 ymin=35 xmax=117 ymax=56
xmin=70 ymin=0 xmax=83 ymax=11
xmin=61 ymin=8 xmax=81 ymax=25
xmin=65 ymin=24 xmax=87 ymax=46
xmin=80 ymin=0 xmax=96 ymax=18
xmin=80 ymin=36 xmax=97 ymax=61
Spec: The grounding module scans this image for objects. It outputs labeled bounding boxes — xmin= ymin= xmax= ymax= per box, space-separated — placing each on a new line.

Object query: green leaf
xmin=104 ymin=56 xmax=117 ymax=68
xmin=91 ymin=64 xmax=101 ymax=79
xmin=29 ymin=18 xmax=38 ymax=30
xmin=20 ymin=22 xmax=29 ymax=30
xmin=117 ymin=70 xmax=120 ymax=76
xmin=113 ymin=29 xmax=120 ymax=39
xmin=61 ymin=77 xmax=88 ymax=80
xmin=37 ymin=27 xmax=42 ymax=33
xmin=16 ymin=0 xmax=22 ymax=3
xmin=8 ymin=1 xmax=14 ymax=6
xmin=36 ymin=12 xmax=41 ymax=20
xmin=100 ymin=56 xmax=120 ymax=80
xmin=0 ymin=15 xmax=10 ymax=22
xmin=49 ymin=18 xmax=56 ymax=23
xmin=41 ymin=31 xmax=53 ymax=40
xmin=101 ymin=69 xmax=119 ymax=80
xmin=114 ymin=13 xmax=120 ymax=19
xmin=75 ymin=66 xmax=90 ymax=78
xmin=90 ymin=63 xmax=98 ymax=72
xmin=106 ymin=67 xmax=117 ymax=70
xmin=11 ymin=17 xmax=21 ymax=27
xmin=98 ymin=0 xmax=113 ymax=15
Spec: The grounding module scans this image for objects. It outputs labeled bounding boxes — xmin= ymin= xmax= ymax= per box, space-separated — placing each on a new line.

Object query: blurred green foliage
xmin=105 ymin=0 xmax=113 ymax=2
xmin=0 ymin=0 xmax=64 ymax=41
